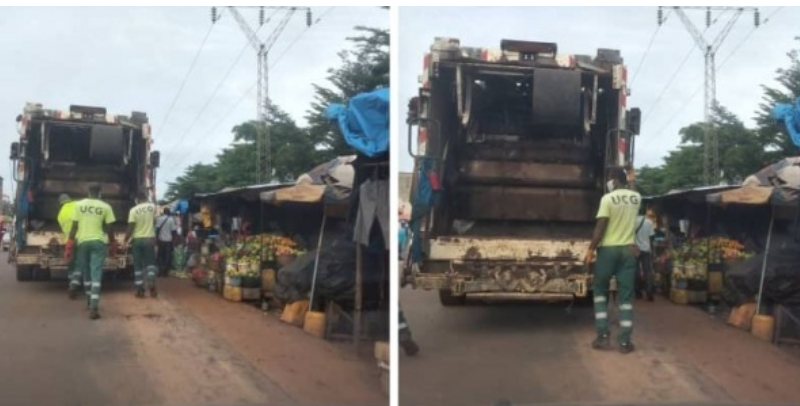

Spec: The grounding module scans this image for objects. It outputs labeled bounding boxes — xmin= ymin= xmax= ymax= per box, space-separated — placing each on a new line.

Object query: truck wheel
xmin=34 ymin=268 xmax=51 ymax=281
xmin=439 ymin=289 xmax=466 ymax=306
xmin=16 ymin=265 xmax=33 ymax=282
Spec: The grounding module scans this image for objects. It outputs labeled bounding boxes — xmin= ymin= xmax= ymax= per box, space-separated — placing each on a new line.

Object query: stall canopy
xmin=261 ymin=156 xmax=355 ymax=204
xmin=707 ymin=157 xmax=800 ymax=206
xmin=195 ymin=182 xmax=292 ymax=201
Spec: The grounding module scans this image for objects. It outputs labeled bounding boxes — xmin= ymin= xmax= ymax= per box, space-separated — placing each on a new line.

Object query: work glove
xmin=584 ymin=249 xmax=596 ymax=267
xmin=108 ymin=240 xmax=119 ymax=256
xmin=64 ymin=239 xmax=75 ymax=261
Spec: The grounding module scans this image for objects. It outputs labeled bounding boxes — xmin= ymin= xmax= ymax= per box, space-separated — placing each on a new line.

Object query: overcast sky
xmin=398 ymin=6 xmax=797 ymax=173
xmin=0 ymin=6 xmax=388 ymax=199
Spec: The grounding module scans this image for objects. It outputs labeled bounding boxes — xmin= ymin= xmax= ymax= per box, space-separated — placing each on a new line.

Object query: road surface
xmin=0 ymin=253 xmax=385 ymax=406
xmin=399 ymin=288 xmax=800 ymax=406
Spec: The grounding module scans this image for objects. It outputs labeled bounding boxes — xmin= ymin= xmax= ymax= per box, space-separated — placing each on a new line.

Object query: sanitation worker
xmin=124 ymin=191 xmax=158 ymax=298
xmin=585 ymin=167 xmax=641 ymax=354
xmin=67 ymin=184 xmax=116 ymax=320
xmin=58 ymin=193 xmax=81 ymax=298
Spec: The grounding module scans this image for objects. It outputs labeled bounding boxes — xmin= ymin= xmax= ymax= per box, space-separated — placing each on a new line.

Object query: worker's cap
xmin=58 ymin=194 xmax=71 ymax=204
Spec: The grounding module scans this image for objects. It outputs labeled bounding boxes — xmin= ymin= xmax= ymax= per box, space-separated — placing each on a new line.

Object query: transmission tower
xmin=212 ymin=6 xmax=312 ymax=183
xmin=659 ymin=6 xmax=759 ymax=185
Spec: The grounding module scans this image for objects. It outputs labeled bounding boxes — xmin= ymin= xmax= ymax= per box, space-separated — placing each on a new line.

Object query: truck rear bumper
xmin=409 ymin=235 xmax=592 ymax=299
xmin=412 ymin=272 xmax=590 ymax=298
xmin=15 ymin=254 xmax=131 ymax=271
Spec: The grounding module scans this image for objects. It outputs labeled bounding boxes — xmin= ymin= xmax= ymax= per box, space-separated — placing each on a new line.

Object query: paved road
xmin=0 ymin=253 xmax=385 ymax=406
xmin=399 ymin=288 xmax=800 ymax=406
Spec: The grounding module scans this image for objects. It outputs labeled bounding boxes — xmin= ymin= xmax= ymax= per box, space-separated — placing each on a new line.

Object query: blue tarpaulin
xmin=324 ymin=88 xmax=389 ymax=157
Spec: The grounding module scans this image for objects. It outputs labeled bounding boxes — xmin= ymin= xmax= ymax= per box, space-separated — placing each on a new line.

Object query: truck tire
xmin=439 ymin=289 xmax=466 ymax=306
xmin=16 ymin=265 xmax=33 ymax=282
xmin=34 ymin=268 xmax=51 ymax=281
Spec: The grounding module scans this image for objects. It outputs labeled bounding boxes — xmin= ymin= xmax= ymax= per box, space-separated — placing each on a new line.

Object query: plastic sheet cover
xmin=324 ymin=88 xmax=389 ymax=157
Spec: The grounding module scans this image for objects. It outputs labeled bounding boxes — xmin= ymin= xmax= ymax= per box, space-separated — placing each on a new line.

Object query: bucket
xmin=751 ymin=314 xmax=775 ymax=342
xmin=303 ymin=311 xmax=327 ymax=338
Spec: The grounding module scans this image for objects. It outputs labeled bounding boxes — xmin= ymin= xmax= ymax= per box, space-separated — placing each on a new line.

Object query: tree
xmin=164 ymin=25 xmax=389 ymax=200
xmin=635 ymin=105 xmax=764 ymax=195
xmin=754 ymin=38 xmax=800 ymax=159
xmin=163 ymin=163 xmax=220 ymax=201
xmin=306 ymin=26 xmax=390 ymax=158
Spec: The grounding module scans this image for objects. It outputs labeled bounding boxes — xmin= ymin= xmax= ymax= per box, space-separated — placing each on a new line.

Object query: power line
xmin=156 ymin=11 xmax=222 ymax=133
xmin=160 ymin=33 xmax=260 ymax=154
xmin=642 ymin=9 xmax=729 ymax=123
xmin=161 ymin=7 xmax=337 ymax=182
xmin=642 ymin=7 xmax=783 ymax=147
xmin=630 ymin=9 xmax=670 ymax=87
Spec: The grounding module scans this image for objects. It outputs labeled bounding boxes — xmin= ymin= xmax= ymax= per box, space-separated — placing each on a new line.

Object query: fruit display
xmin=670 ymin=237 xmax=750 ymax=265
xmin=219 ymin=234 xmax=304 ymax=277
xmin=670 ymin=236 xmax=751 ymax=283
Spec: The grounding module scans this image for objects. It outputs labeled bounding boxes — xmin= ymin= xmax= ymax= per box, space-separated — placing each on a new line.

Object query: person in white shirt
xmin=155 ymin=208 xmax=178 ymax=277
xmin=634 ymin=212 xmax=656 ymax=301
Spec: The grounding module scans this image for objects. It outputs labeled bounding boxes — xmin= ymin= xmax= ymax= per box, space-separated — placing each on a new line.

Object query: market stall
xmin=647 ymin=158 xmax=800 ymax=344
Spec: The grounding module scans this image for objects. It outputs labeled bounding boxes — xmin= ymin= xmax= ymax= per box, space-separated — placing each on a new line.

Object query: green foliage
xmin=754 ymin=41 xmax=800 ymax=159
xmin=164 ymin=26 xmax=388 ymax=201
xmin=638 ymin=41 xmax=800 ymax=196
xmin=306 ymin=26 xmax=390 ymax=158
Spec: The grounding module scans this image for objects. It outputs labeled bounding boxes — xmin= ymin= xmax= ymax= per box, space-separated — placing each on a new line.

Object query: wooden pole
xmin=756 ymin=209 xmax=775 ymax=315
xmin=354 ymin=242 xmax=363 ymax=349
xmin=308 ymin=210 xmax=327 ymax=311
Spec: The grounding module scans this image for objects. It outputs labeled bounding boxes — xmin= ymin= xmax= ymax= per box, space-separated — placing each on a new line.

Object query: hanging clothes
xmin=354 ymin=179 xmax=389 ymax=250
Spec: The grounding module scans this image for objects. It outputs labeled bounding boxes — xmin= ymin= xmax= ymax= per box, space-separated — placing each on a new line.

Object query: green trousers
xmin=593 ymin=245 xmax=637 ymax=344
xmin=132 ymin=238 xmax=157 ymax=292
xmin=68 ymin=255 xmax=81 ymax=291
xmin=77 ymin=240 xmax=106 ymax=311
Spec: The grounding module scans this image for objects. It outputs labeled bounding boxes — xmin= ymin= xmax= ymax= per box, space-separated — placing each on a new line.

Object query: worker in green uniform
xmin=124 ymin=191 xmax=158 ymax=298
xmin=585 ymin=167 xmax=641 ymax=354
xmin=67 ymin=184 xmax=116 ymax=320
xmin=58 ymin=193 xmax=81 ymax=298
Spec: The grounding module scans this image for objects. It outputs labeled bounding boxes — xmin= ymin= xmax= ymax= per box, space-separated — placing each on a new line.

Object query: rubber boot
xmin=619 ymin=341 xmax=636 ymax=354
xmin=592 ymin=332 xmax=611 ymax=350
xmin=399 ymin=329 xmax=419 ymax=356
xmin=89 ymin=309 xmax=100 ymax=320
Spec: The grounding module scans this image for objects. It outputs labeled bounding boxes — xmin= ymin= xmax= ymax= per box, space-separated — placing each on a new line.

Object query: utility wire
xmin=156 ymin=11 xmax=221 ymax=133
xmin=643 ymin=7 xmax=783 ymax=144
xmin=162 ymin=7 xmax=337 ymax=181
xmin=630 ymin=9 xmax=670 ymax=88
xmin=641 ymin=10 xmax=726 ymax=122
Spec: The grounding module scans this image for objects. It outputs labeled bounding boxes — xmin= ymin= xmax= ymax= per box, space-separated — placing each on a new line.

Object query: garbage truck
xmin=404 ymin=38 xmax=641 ymax=305
xmin=9 ymin=103 xmax=160 ymax=281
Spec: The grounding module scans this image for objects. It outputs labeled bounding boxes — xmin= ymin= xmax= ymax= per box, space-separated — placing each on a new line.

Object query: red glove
xmin=64 ymin=240 xmax=75 ymax=261
xmin=108 ymin=240 xmax=119 ymax=256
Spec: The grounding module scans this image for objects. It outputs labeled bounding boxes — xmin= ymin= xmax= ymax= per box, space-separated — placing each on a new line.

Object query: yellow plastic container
xmin=708 ymin=271 xmax=724 ymax=294
xmin=374 ymin=341 xmax=390 ymax=364
xmin=223 ymin=285 xmax=242 ymax=302
xmin=751 ymin=314 xmax=775 ymax=342
xmin=303 ymin=311 xmax=327 ymax=338
xmin=280 ymin=300 xmax=309 ymax=327
xmin=728 ymin=303 xmax=757 ymax=330
xmin=261 ymin=269 xmax=276 ymax=292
